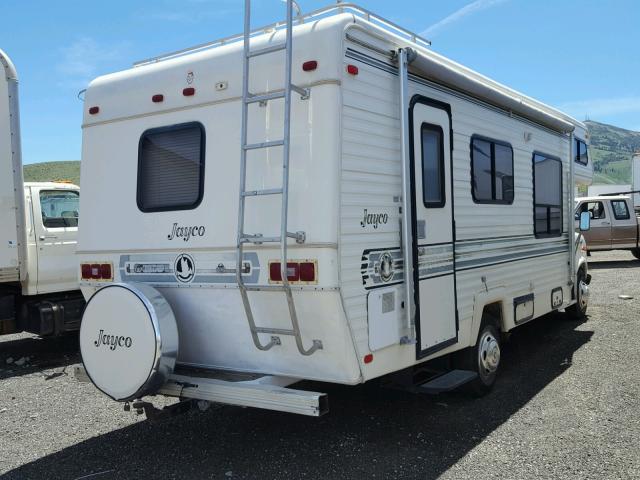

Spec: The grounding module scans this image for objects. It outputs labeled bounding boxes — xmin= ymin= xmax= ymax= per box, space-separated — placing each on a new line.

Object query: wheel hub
xmin=579 ymin=280 xmax=589 ymax=309
xmin=479 ymin=332 xmax=500 ymax=374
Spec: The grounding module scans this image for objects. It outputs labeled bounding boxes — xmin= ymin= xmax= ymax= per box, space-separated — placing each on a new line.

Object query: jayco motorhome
xmin=76 ymin=2 xmax=593 ymax=416
xmin=0 ymin=49 xmax=84 ymax=336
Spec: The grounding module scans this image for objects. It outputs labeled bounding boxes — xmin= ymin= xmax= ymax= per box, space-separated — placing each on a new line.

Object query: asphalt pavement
xmin=1 ymin=250 xmax=639 ymax=479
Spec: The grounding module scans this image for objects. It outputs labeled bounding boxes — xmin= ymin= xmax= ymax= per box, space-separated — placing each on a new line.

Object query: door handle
xmin=39 ymin=235 xmax=57 ymax=240
xmin=601 ymin=222 xmax=610 ymax=225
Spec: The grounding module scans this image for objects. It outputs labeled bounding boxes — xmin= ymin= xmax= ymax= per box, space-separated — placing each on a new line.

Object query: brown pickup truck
xmin=575 ymin=195 xmax=640 ymax=258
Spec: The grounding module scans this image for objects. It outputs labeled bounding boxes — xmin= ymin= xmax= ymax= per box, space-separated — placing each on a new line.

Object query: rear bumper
xmin=75 ymin=365 xmax=328 ymax=417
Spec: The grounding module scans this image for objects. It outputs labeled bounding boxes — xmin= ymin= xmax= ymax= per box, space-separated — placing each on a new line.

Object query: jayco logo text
xmin=360 ymin=209 xmax=389 ymax=229
xmin=94 ymin=329 xmax=132 ymax=351
xmin=167 ymin=223 xmax=206 ymax=242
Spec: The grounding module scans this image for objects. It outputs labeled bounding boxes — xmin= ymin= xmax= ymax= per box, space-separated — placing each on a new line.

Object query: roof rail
xmin=133 ymin=2 xmax=431 ymax=67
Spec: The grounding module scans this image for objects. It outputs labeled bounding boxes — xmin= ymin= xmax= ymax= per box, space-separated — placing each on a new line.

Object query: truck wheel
xmin=454 ymin=322 xmax=502 ymax=396
xmin=566 ymin=268 xmax=588 ymax=319
xmin=632 ymin=248 xmax=640 ymax=260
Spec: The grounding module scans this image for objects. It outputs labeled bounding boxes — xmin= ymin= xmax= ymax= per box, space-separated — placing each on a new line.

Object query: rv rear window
xmin=533 ymin=153 xmax=562 ymax=237
xmin=470 ymin=136 xmax=514 ymax=204
xmin=575 ymin=139 xmax=588 ymax=166
xmin=137 ymin=122 xmax=205 ymax=212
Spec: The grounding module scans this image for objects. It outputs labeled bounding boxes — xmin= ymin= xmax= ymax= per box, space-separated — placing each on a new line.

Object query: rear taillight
xmin=269 ymin=260 xmax=317 ymax=284
xmin=269 ymin=262 xmax=299 ymax=282
xmin=299 ymin=262 xmax=315 ymax=282
xmin=81 ymin=264 xmax=92 ymax=279
xmin=81 ymin=262 xmax=113 ymax=281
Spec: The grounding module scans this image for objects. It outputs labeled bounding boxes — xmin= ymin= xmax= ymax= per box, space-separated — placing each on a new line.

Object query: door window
xmin=39 ymin=190 xmax=79 ymax=228
xmin=580 ymin=201 xmax=606 ymax=220
xmin=421 ymin=123 xmax=445 ymax=207
xmin=611 ymin=200 xmax=630 ymax=220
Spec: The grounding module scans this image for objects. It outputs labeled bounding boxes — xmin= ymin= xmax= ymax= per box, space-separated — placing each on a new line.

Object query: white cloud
xmin=421 ymin=0 xmax=509 ymax=38
xmin=57 ymin=37 xmax=127 ymax=88
xmin=558 ymin=96 xmax=640 ymax=119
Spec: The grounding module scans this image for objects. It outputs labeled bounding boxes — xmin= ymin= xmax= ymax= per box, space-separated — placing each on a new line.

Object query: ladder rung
xmin=254 ymin=327 xmax=295 ymax=336
xmin=242 ymin=188 xmax=283 ymax=197
xmin=245 ymin=91 xmax=285 ymax=104
xmin=240 ymin=235 xmax=281 ymax=244
xmin=247 ymin=43 xmax=286 ymax=58
xmin=243 ymin=140 xmax=284 ymax=150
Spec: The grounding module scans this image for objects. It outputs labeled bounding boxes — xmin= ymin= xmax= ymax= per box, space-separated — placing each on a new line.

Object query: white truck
xmin=1 ymin=49 xmax=84 ymax=336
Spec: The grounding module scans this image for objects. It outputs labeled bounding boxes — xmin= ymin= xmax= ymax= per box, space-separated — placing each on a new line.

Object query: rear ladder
xmin=236 ymin=0 xmax=322 ymax=356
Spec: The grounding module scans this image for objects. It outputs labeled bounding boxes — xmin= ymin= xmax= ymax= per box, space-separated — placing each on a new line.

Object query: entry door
xmin=32 ymin=187 xmax=80 ymax=294
xmin=410 ymin=98 xmax=457 ymax=358
xmin=579 ymin=200 xmax=611 ymax=250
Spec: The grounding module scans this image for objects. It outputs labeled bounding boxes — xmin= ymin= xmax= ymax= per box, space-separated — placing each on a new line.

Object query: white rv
xmin=76 ymin=3 xmax=593 ymax=416
xmin=0 ymin=49 xmax=84 ymax=336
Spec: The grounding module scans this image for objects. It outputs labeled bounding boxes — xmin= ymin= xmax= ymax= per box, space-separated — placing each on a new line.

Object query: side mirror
xmin=579 ymin=211 xmax=591 ymax=231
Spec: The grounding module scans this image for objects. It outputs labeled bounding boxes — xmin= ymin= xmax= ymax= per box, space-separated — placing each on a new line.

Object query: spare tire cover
xmin=80 ymin=282 xmax=178 ymax=401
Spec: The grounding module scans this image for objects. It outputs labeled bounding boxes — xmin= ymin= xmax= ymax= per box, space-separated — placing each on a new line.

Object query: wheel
xmin=632 ymin=248 xmax=640 ymax=260
xmin=454 ymin=322 xmax=501 ymax=396
xmin=566 ymin=268 xmax=589 ymax=319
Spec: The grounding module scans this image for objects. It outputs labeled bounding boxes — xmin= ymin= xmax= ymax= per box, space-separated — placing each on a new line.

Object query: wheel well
xmin=481 ymin=302 xmax=504 ymax=332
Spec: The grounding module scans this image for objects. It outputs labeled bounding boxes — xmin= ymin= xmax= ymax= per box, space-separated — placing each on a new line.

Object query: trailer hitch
xmin=127 ymin=399 xmax=198 ymax=422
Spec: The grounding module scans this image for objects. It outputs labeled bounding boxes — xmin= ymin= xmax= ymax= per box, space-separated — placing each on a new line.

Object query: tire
xmin=632 ymin=248 xmax=640 ymax=260
xmin=454 ymin=322 xmax=502 ymax=396
xmin=566 ymin=268 xmax=588 ymax=319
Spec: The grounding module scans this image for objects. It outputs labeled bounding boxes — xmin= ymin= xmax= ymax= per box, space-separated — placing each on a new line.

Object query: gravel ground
xmin=1 ymin=250 xmax=639 ymax=479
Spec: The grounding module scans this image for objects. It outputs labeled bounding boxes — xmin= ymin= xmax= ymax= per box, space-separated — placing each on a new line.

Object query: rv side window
xmin=137 ymin=122 xmax=205 ymax=212
xmin=40 ymin=190 xmax=80 ymax=228
xmin=611 ymin=200 xmax=630 ymax=220
xmin=533 ymin=153 xmax=562 ymax=237
xmin=575 ymin=139 xmax=588 ymax=166
xmin=471 ymin=136 xmax=514 ymax=204
xmin=421 ymin=123 xmax=445 ymax=207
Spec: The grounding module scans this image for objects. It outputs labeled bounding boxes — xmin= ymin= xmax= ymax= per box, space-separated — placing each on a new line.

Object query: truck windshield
xmin=40 ymin=190 xmax=79 ymax=228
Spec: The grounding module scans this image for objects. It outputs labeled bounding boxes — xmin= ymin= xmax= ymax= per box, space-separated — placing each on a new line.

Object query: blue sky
xmin=3 ymin=0 xmax=640 ymax=164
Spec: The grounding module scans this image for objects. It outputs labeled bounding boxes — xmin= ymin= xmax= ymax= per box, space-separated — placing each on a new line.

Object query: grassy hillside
xmin=585 ymin=120 xmax=640 ymax=185
xmin=23 ymin=160 xmax=80 ymax=186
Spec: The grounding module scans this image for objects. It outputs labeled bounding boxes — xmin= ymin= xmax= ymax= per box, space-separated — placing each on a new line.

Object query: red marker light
xmin=152 ymin=94 xmax=164 ymax=103
xmin=346 ymin=64 xmax=358 ymax=75
xmin=183 ymin=87 xmax=195 ymax=96
xmin=364 ymin=353 xmax=373 ymax=364
xmin=88 ymin=106 xmax=100 ymax=115
xmin=302 ymin=60 xmax=318 ymax=72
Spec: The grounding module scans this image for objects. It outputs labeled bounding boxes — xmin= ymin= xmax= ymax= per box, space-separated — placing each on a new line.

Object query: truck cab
xmin=575 ymin=195 xmax=638 ymax=252
xmin=0 ymin=48 xmax=85 ymax=336
xmin=23 ymin=182 xmax=80 ymax=295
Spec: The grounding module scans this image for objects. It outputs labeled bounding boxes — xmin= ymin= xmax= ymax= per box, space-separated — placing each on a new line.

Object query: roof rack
xmin=133 ymin=2 xmax=431 ymax=67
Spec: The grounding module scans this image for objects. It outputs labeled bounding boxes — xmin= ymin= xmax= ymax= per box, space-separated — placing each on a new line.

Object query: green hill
xmin=23 ymin=161 xmax=80 ymax=186
xmin=585 ymin=120 xmax=640 ymax=185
